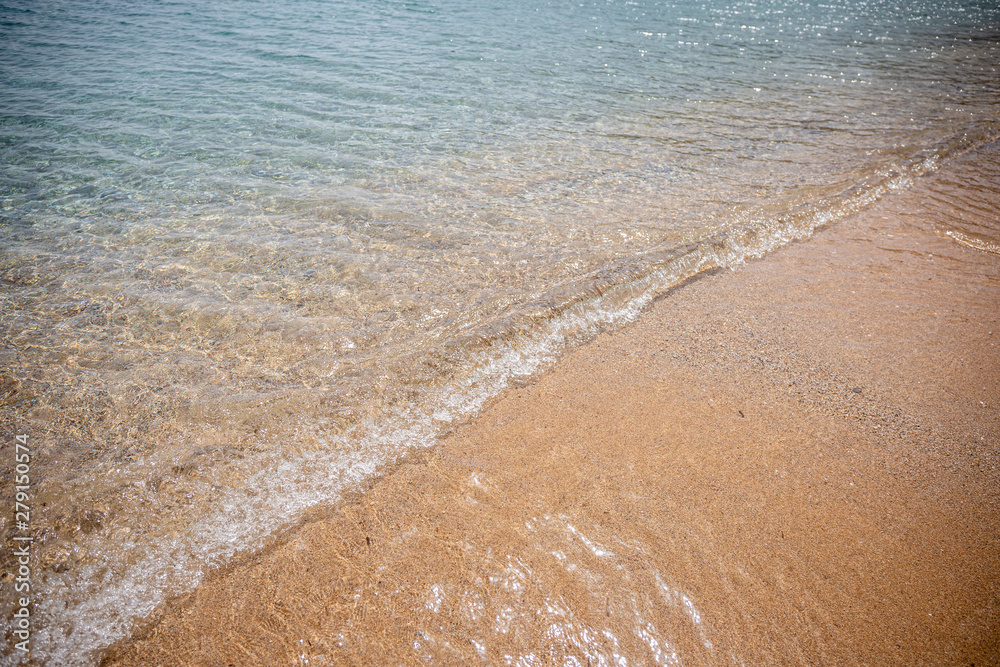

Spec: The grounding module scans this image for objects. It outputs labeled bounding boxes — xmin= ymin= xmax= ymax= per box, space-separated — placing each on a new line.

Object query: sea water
xmin=1 ymin=0 xmax=997 ymax=663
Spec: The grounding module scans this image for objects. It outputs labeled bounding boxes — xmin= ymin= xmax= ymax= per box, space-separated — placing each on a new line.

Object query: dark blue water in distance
xmin=1 ymin=0 xmax=998 ymax=662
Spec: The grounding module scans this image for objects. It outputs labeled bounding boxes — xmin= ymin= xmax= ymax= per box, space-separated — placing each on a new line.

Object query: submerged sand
xmin=101 ymin=145 xmax=999 ymax=666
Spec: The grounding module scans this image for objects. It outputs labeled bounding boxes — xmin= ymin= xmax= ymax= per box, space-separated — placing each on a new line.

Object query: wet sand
xmin=102 ymin=146 xmax=1000 ymax=666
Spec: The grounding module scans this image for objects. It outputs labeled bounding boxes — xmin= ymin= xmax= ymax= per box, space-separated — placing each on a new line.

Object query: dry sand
xmin=101 ymin=145 xmax=1000 ymax=666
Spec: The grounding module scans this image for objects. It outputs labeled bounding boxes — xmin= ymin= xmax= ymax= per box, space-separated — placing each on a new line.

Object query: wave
xmin=15 ymin=127 xmax=997 ymax=666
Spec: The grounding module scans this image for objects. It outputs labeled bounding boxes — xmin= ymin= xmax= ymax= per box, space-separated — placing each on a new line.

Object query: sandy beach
xmin=100 ymin=144 xmax=1000 ymax=666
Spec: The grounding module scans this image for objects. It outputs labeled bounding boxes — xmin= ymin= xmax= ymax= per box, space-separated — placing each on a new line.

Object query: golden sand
xmin=101 ymin=146 xmax=1000 ymax=666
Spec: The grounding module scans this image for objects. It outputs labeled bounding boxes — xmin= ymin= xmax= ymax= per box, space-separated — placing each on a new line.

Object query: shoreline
xmin=100 ymin=145 xmax=999 ymax=665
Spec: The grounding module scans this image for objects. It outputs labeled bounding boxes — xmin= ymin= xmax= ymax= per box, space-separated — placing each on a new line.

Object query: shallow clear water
xmin=1 ymin=0 xmax=998 ymax=663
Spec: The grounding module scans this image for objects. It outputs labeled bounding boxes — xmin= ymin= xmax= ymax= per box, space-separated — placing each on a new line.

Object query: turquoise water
xmin=1 ymin=0 xmax=998 ymax=663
